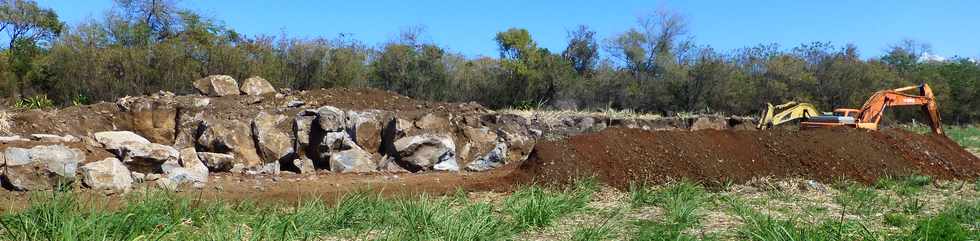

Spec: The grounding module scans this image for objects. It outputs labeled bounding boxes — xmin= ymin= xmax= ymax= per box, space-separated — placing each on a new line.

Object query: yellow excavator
xmin=757 ymin=101 xmax=821 ymax=129
xmin=801 ymin=84 xmax=943 ymax=135
xmin=758 ymin=84 xmax=943 ymax=135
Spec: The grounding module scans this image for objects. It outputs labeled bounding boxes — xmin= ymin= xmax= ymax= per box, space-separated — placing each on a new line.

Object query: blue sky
xmin=37 ymin=0 xmax=980 ymax=59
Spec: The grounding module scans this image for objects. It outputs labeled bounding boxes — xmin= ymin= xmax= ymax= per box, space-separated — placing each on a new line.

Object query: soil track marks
xmin=512 ymin=128 xmax=980 ymax=188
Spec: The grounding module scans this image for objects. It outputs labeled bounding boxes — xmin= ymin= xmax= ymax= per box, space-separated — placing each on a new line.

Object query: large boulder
xmin=252 ymin=112 xmax=294 ymax=163
xmin=293 ymin=110 xmax=318 ymax=160
xmin=316 ymin=106 xmax=347 ymax=132
xmin=465 ymin=142 xmax=508 ymax=172
xmin=80 ymin=157 xmax=133 ymax=193
xmin=121 ymin=143 xmax=179 ymax=173
xmin=347 ymin=110 xmax=386 ymax=152
xmin=173 ymin=96 xmax=209 ymax=148
xmin=414 ymin=113 xmax=452 ymax=131
xmin=329 ymin=147 xmax=376 ymax=173
xmin=291 ymin=157 xmax=315 ymax=174
xmin=481 ymin=114 xmax=535 ymax=164
xmin=197 ymin=152 xmax=235 ymax=172
xmin=459 ymin=126 xmax=499 ymax=164
xmin=196 ymin=119 xmax=262 ymax=167
xmin=193 ymin=75 xmax=240 ymax=97
xmin=171 ymin=148 xmax=208 ymax=183
xmin=393 ymin=134 xmax=459 ymax=172
xmin=3 ymin=145 xmax=85 ymax=191
xmin=94 ymin=131 xmax=150 ymax=153
xmin=120 ymin=97 xmax=178 ymax=144
xmin=240 ymin=76 xmax=277 ymax=95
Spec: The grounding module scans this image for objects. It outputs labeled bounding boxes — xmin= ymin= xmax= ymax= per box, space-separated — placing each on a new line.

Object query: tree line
xmin=1 ymin=0 xmax=978 ymax=123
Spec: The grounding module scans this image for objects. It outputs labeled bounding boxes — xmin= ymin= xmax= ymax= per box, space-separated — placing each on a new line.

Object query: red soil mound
xmin=512 ymin=128 xmax=980 ymax=188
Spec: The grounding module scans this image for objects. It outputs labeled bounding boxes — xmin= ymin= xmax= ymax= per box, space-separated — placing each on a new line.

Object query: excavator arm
xmin=856 ymin=84 xmax=943 ymax=135
xmin=758 ymin=102 xmax=820 ymax=129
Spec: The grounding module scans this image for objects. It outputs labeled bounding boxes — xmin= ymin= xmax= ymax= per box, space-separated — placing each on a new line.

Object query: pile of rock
xmin=0 ymin=75 xmax=538 ymax=193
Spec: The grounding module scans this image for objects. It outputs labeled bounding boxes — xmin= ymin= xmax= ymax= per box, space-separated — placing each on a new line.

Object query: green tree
xmin=562 ymin=25 xmax=598 ymax=76
xmin=495 ymin=28 xmax=574 ymax=107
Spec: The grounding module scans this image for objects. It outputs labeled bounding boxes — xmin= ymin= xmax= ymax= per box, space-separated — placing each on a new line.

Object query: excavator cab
xmin=805 ymin=108 xmax=858 ymax=125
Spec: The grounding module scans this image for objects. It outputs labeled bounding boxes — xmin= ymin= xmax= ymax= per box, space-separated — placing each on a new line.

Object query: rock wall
xmin=0 ymin=75 xmax=760 ymax=193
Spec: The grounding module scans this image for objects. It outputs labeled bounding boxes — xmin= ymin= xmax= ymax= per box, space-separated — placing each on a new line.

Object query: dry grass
xmin=499 ymin=108 xmax=663 ymax=122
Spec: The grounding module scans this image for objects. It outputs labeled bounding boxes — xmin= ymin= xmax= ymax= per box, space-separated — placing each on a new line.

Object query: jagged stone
xmin=80 ymin=157 xmax=133 ymax=193
xmin=252 ymin=112 xmax=294 ymax=163
xmin=321 ymin=132 xmax=356 ymax=154
xmin=285 ymin=100 xmax=305 ymax=108
xmin=173 ymin=110 xmax=204 ymax=148
xmin=316 ymin=106 xmax=347 ymax=132
xmin=378 ymin=155 xmax=409 ymax=173
xmin=3 ymin=145 xmax=84 ymax=191
xmin=293 ymin=110 xmax=317 ymax=159
xmin=193 ymin=75 xmax=240 ymax=97
xmin=121 ymin=143 xmax=179 ymax=173
xmin=246 ymin=161 xmax=280 ymax=175
xmin=329 ymin=147 xmax=376 ymax=173
xmin=131 ymin=172 xmax=146 ymax=183
xmin=393 ymin=134 xmax=458 ymax=171
xmin=348 ymin=110 xmax=385 ymax=152
xmin=465 ymin=142 xmax=508 ymax=172
xmin=197 ymin=119 xmax=262 ymax=167
xmin=161 ymin=159 xmax=180 ymax=174
xmin=414 ymin=113 xmax=451 ymax=131
xmin=240 ymin=76 xmax=277 ymax=95
xmin=460 ymin=126 xmax=499 ymax=163
xmin=197 ymin=152 xmax=236 ymax=172
xmin=291 ymin=157 xmax=315 ymax=174
xmin=178 ymin=148 xmax=208 ymax=183
xmin=94 ymin=131 xmax=150 ymax=152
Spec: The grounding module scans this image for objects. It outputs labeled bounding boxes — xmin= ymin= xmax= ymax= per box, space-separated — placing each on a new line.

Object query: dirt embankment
xmin=510 ymin=128 xmax=980 ymax=188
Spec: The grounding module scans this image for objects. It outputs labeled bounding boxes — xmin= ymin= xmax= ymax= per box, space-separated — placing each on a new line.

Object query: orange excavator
xmin=800 ymin=84 xmax=944 ymax=135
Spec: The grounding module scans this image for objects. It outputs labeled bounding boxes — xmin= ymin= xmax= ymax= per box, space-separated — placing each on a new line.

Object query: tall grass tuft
xmin=630 ymin=181 xmax=711 ymax=241
xmin=503 ymin=178 xmax=597 ymax=231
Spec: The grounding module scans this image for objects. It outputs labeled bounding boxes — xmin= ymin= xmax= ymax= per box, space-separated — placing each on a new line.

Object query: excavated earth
xmin=0 ymin=82 xmax=977 ymax=207
xmin=510 ymin=127 xmax=980 ymax=189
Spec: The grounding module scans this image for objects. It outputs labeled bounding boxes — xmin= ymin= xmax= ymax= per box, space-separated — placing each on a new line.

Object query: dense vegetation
xmin=1 ymin=1 xmax=978 ymax=123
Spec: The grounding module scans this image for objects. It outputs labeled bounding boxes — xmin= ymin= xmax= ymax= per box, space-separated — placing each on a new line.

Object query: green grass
xmin=875 ymin=174 xmax=933 ymax=197
xmin=1 ymin=177 xmax=974 ymax=241
xmin=630 ymin=181 xmax=712 ymax=241
xmin=0 ymin=180 xmax=599 ymax=241
xmin=570 ymin=215 xmax=618 ymax=241
xmin=726 ymin=196 xmax=881 ymax=241
xmin=833 ymin=181 xmax=887 ymax=216
xmin=895 ymin=200 xmax=980 ymax=241
xmin=503 ymin=178 xmax=597 ymax=231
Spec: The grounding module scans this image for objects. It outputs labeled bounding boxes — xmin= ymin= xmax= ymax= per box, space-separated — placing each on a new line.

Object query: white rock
xmin=80 ymin=158 xmax=133 ymax=193
xmin=94 ymin=131 xmax=150 ymax=151
xmin=193 ymin=75 xmax=240 ymax=97
xmin=240 ymin=76 xmax=277 ymax=95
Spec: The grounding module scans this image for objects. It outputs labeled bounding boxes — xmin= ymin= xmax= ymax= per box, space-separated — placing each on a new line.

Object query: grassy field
xmin=1 ymin=176 xmax=977 ymax=241
xmin=1 ymin=125 xmax=977 ymax=240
